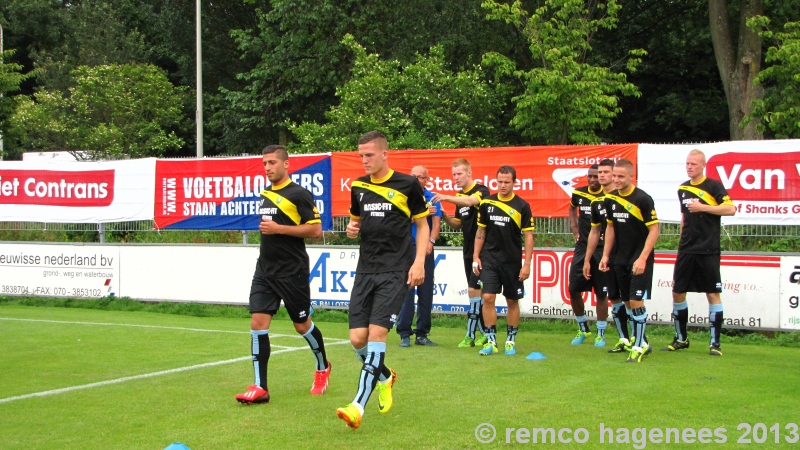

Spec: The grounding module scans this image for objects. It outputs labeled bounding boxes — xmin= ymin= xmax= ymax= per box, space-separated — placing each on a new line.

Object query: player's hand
xmin=345 ymin=220 xmax=360 ymax=239
xmin=599 ymin=256 xmax=609 ymax=272
xmin=519 ymin=265 xmax=531 ymax=281
xmin=472 ymin=258 xmax=482 ymax=275
xmin=686 ymin=198 xmax=706 ymax=213
xmin=431 ymin=193 xmax=449 ymax=204
xmin=582 ymin=261 xmax=592 ymax=280
xmin=259 ymin=218 xmax=282 ymax=235
xmin=632 ymin=257 xmax=646 ymax=276
xmin=573 ymin=232 xmax=579 ymax=243
xmin=426 ymin=241 xmax=434 ymax=255
xmin=427 ymin=204 xmax=437 ymax=214
xmin=407 ymin=261 xmax=425 ymax=286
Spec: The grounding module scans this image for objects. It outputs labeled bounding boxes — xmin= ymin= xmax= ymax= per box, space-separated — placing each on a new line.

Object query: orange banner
xmin=331 ymin=145 xmax=638 ymax=217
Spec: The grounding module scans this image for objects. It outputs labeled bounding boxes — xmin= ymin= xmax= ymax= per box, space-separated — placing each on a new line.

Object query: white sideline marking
xmin=0 ymin=317 xmax=315 ymax=339
xmin=0 ymin=340 xmax=350 ymax=405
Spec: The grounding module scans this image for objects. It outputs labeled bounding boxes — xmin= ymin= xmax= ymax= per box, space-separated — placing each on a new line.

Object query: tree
xmin=744 ymin=17 xmax=800 ymax=138
xmin=708 ymin=0 xmax=764 ymax=140
xmin=481 ymin=0 xmax=645 ymax=145
xmin=289 ymin=35 xmax=509 ymax=152
xmin=1 ymin=48 xmax=38 ymax=159
xmin=593 ymin=0 xmax=729 ymax=143
xmin=8 ymin=63 xmax=185 ymax=159
xmin=226 ymin=0 xmax=530 ymax=148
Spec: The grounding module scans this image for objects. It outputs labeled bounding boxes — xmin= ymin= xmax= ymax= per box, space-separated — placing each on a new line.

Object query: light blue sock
xmin=576 ymin=314 xmax=589 ymax=332
xmin=467 ymin=297 xmax=481 ymax=339
xmin=354 ymin=344 xmax=387 ymax=382
xmin=709 ymin=303 xmax=724 ymax=346
xmin=631 ymin=307 xmax=647 ymax=348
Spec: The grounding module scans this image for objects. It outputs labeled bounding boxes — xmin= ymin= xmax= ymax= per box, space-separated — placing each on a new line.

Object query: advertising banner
xmin=331 ymin=145 xmax=637 ymax=217
xmin=305 ymin=247 xmax=781 ymax=329
xmin=780 ymin=256 xmax=800 ymax=330
xmin=154 ymin=154 xmax=333 ymax=230
xmin=0 ymin=159 xmax=155 ymax=223
xmin=0 ymin=242 xmax=792 ymax=330
xmin=638 ymin=140 xmax=800 ymax=224
xmin=0 ymin=243 xmax=119 ymax=298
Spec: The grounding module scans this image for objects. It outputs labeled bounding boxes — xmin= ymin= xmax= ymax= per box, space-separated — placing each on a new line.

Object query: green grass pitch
xmin=1 ymin=303 xmax=799 ymax=449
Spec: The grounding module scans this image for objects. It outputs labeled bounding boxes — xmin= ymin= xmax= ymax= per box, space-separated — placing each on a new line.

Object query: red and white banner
xmin=0 ymin=159 xmax=156 ymax=223
xmin=638 ymin=140 xmax=800 ymax=224
xmin=331 ymin=145 xmax=637 ymax=217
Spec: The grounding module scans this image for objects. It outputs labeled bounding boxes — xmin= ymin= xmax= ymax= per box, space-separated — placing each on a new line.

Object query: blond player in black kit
xmin=663 ymin=149 xmax=735 ymax=356
xmin=432 ymin=159 xmax=491 ymax=348
xmin=599 ymin=159 xmax=659 ymax=363
xmin=336 ymin=131 xmax=429 ymax=429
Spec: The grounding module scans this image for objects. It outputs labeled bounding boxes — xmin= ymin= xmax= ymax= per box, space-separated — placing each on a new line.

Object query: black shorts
xmin=568 ymin=249 xmax=610 ymax=299
xmin=462 ymin=257 xmax=482 ymax=290
xmin=614 ymin=262 xmax=653 ymax=301
xmin=249 ymin=269 xmax=311 ymax=323
xmin=601 ymin=264 xmax=620 ymax=300
xmin=480 ymin=262 xmax=525 ymax=300
xmin=672 ymin=253 xmax=723 ymax=294
xmin=349 ymin=271 xmax=408 ymax=329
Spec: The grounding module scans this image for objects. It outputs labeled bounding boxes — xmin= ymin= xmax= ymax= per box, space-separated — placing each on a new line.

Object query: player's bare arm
xmin=430 ymin=192 xmax=480 ymax=208
xmin=519 ymin=230 xmax=534 ymax=281
xmin=260 ymin=220 xmax=322 ymax=238
xmin=686 ymin=200 xmax=737 ymax=216
xmin=408 ymin=217 xmax=430 ymax=286
xmin=427 ymin=215 xmax=441 ymax=255
xmin=440 ymin=209 xmax=462 ymax=230
xmin=472 ymin=226 xmax=486 ymax=275
xmin=633 ymin=223 xmax=660 ymax=276
xmin=583 ymin=226 xmax=601 ymax=279
xmin=599 ymin=221 xmax=615 ymax=272
xmin=345 ymin=219 xmax=360 ymax=239
xmin=568 ymin=204 xmax=580 ymax=242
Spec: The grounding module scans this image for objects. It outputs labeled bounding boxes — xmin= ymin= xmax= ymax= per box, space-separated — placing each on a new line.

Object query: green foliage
xmin=289 ymin=35 xmax=509 ymax=152
xmin=0 ymin=48 xmax=39 ymax=158
xmin=745 ymin=16 xmax=800 ymax=138
xmin=481 ymin=0 xmax=644 ymax=144
xmin=8 ymin=63 xmax=185 ymax=159
xmin=30 ymin=1 xmax=153 ymax=92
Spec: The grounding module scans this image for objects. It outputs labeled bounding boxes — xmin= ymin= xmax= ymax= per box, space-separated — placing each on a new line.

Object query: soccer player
xmin=396 ymin=165 xmax=442 ymax=347
xmin=584 ymin=159 xmax=625 ymax=350
xmin=567 ymin=164 xmax=610 ymax=346
xmin=472 ymin=166 xmax=534 ymax=356
xmin=599 ymin=158 xmax=659 ymax=363
xmin=235 ymin=145 xmax=329 ymax=405
xmin=663 ymin=149 xmax=735 ymax=356
xmin=336 ymin=131 xmax=429 ymax=429
xmin=431 ymin=159 xmax=491 ymax=348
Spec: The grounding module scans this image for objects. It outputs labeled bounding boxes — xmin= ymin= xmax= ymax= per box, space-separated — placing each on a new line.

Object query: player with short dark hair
xmin=336 ymin=131 xmax=430 ymax=429
xmin=664 ymin=149 xmax=735 ymax=356
xmin=599 ymin=158 xmax=659 ymax=363
xmin=584 ymin=159 xmax=625 ymax=350
xmin=567 ymin=164 xmax=610 ymax=346
xmin=472 ymin=165 xmax=534 ymax=356
xmin=432 ymin=159 xmax=491 ymax=348
xmin=235 ymin=145 xmax=329 ymax=405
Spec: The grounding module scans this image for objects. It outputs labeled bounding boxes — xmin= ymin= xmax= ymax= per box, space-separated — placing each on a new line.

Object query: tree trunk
xmin=708 ymin=0 xmax=764 ymax=140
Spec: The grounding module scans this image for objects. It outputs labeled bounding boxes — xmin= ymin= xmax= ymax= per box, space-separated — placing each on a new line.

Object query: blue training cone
xmin=165 ymin=443 xmax=190 ymax=450
xmin=526 ymin=352 xmax=546 ymax=360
